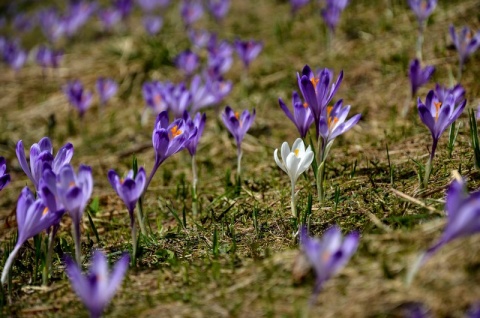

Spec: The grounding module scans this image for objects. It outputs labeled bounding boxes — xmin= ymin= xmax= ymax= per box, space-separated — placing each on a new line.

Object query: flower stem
xmin=72 ymin=221 xmax=82 ymax=265
xmin=317 ymin=161 xmax=326 ymax=204
xmin=131 ymin=223 xmax=137 ymax=267
xmin=291 ymin=181 xmax=297 ymax=218
xmin=423 ymin=140 xmax=437 ymax=189
xmin=43 ymin=228 xmax=56 ymax=286
xmin=237 ymin=148 xmax=243 ymax=179
xmin=457 ymin=60 xmax=463 ymax=83
xmin=191 ymin=155 xmax=198 ymax=217
xmin=416 ymin=23 xmax=424 ymax=61
xmin=1 ymin=244 xmax=22 ymax=284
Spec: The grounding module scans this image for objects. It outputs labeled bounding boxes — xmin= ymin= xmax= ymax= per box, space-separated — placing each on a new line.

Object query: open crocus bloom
xmin=319 ymin=99 xmax=361 ymax=148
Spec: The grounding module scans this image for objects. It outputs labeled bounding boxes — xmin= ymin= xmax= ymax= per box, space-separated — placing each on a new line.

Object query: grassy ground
xmin=1 ymin=0 xmax=480 ymax=317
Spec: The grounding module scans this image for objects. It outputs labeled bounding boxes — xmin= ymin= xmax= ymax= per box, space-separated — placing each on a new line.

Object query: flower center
xmin=69 ymin=181 xmax=76 ymax=188
xmin=153 ymin=94 xmax=161 ymax=105
xmin=303 ymin=102 xmax=308 ymax=108
xmin=322 ymin=251 xmax=331 ymax=262
xmin=420 ymin=0 xmax=427 ymax=11
xmin=170 ymin=125 xmax=182 ymax=138
xmin=294 ymin=149 xmax=300 ymax=157
xmin=327 ymin=106 xmax=338 ymax=130
xmin=42 ymin=207 xmax=49 ymax=215
xmin=434 ymin=101 xmax=442 ymax=121
xmin=310 ymin=77 xmax=319 ymax=89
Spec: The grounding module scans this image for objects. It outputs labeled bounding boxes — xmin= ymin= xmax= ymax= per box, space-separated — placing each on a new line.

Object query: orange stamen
xmin=294 ymin=149 xmax=299 ymax=157
xmin=234 ymin=112 xmax=240 ymax=120
xmin=434 ymin=101 xmax=442 ymax=121
xmin=153 ymin=94 xmax=161 ymax=105
xmin=69 ymin=181 xmax=76 ymax=188
xmin=310 ymin=77 xmax=319 ymax=88
xmin=170 ymin=125 xmax=182 ymax=138
xmin=303 ymin=102 xmax=308 ymax=108
xmin=322 ymin=251 xmax=331 ymax=262
xmin=42 ymin=207 xmax=49 ymax=215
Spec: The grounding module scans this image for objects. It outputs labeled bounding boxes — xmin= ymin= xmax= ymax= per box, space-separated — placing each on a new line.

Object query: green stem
xmin=317 ymin=161 xmax=326 ymax=204
xmin=131 ymin=224 xmax=137 ymax=267
xmin=43 ymin=230 xmax=55 ymax=286
xmin=291 ymin=181 xmax=297 ymax=218
xmin=192 ymin=155 xmax=198 ymax=217
xmin=72 ymin=222 xmax=81 ymax=265
xmin=423 ymin=140 xmax=437 ymax=189
xmin=135 ymin=205 xmax=147 ymax=236
xmin=416 ymin=22 xmax=425 ymax=61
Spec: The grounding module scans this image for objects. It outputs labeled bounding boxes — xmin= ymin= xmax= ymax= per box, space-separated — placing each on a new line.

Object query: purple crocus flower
xmin=98 ymin=8 xmax=122 ymax=31
xmin=108 ymin=167 xmax=146 ymax=225
xmin=207 ymin=0 xmax=230 ymax=22
xmin=181 ymin=0 xmax=204 ymax=27
xmin=16 ymin=137 xmax=74 ymax=191
xmin=3 ymin=40 xmax=27 ymax=72
xmin=234 ymin=39 xmax=263 ymax=69
xmin=13 ymin=13 xmax=35 ymax=33
xmin=142 ymin=81 xmax=168 ymax=114
xmin=65 ymin=251 xmax=129 ymax=318
xmin=184 ymin=112 xmax=206 ymax=156
xmin=38 ymin=8 xmax=66 ymax=43
xmin=175 ymin=49 xmax=200 ymax=76
xmin=409 ymin=59 xmax=435 ymax=97
xmin=279 ymin=91 xmax=314 ymax=138
xmin=138 ymin=0 xmax=171 ymax=11
xmin=300 ymin=225 xmax=359 ymax=304
xmin=190 ymin=75 xmax=217 ymax=112
xmin=409 ymin=178 xmax=480 ymax=282
xmin=207 ymin=36 xmax=233 ymax=76
xmin=408 ymin=0 xmax=437 ymax=25
xmin=319 ymin=99 xmax=361 ymax=147
xmin=65 ymin=1 xmax=96 ymax=37
xmin=114 ymin=0 xmax=134 ymax=19
xmin=434 ymin=83 xmax=465 ymax=107
xmin=96 ymin=77 xmax=118 ymax=105
xmin=166 ymin=83 xmax=192 ymax=118
xmin=222 ymin=106 xmax=256 ymax=155
xmin=145 ymin=111 xmax=197 ymax=192
xmin=1 ymin=187 xmax=64 ymax=284
xmin=298 ymin=65 xmax=343 ymax=137
xmin=418 ymin=90 xmax=466 ymax=158
xmin=56 ymin=164 xmax=93 ymax=264
xmin=188 ymin=29 xmax=213 ymax=49
xmin=467 ymin=303 xmax=480 ymax=318
xmin=64 ymin=80 xmax=93 ymax=117
xmin=321 ymin=0 xmax=349 ymax=33
xmin=0 ymin=157 xmax=10 ymax=191
xmin=142 ymin=15 xmax=163 ymax=36
xmin=290 ymin=0 xmax=310 ymax=14
xmin=36 ymin=45 xmax=63 ymax=69
xmin=449 ymin=25 xmax=480 ymax=76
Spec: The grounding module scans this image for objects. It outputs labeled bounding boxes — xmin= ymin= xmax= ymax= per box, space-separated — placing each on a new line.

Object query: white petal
xmin=286 ymin=153 xmax=300 ymax=183
xmin=297 ymin=151 xmax=314 ymax=175
xmin=281 ymin=141 xmax=290 ymax=162
xmin=292 ymin=138 xmax=305 ymax=155
xmin=274 ymin=149 xmax=287 ymax=173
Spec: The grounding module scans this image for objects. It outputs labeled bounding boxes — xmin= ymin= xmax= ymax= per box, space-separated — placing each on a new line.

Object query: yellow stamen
xmin=234 ymin=112 xmax=240 ymax=120
xmin=434 ymin=101 xmax=442 ymax=121
xmin=42 ymin=207 xmax=49 ymax=215
xmin=120 ymin=178 xmax=124 ymax=185
xmin=327 ymin=106 xmax=333 ymax=117
xmin=294 ymin=149 xmax=299 ymax=157
xmin=326 ymin=106 xmax=338 ymax=129
xmin=170 ymin=125 xmax=182 ymax=138
xmin=303 ymin=102 xmax=308 ymax=108
xmin=310 ymin=77 xmax=319 ymax=88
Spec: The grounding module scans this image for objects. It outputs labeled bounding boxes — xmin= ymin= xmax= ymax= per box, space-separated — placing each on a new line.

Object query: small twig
xmin=390 ymin=188 xmax=440 ymax=214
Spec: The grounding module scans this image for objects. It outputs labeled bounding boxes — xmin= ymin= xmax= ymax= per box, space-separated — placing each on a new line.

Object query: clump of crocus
xmin=142 ymin=15 xmax=163 ymax=36
xmin=320 ymin=0 xmax=349 ymax=49
xmin=408 ymin=177 xmax=480 ymax=284
xmin=96 ymin=77 xmax=118 ymax=106
xmin=1 ymin=187 xmax=64 ymax=284
xmin=108 ymin=168 xmax=146 ymax=260
xmin=145 ymin=111 xmax=197 ymax=193
xmin=64 ymin=80 xmax=93 ymax=118
xmin=36 ymin=45 xmax=63 ymax=73
xmin=175 ymin=49 xmax=200 ymax=77
xmin=16 ymin=137 xmax=74 ymax=191
xmin=207 ymin=36 xmax=233 ymax=76
xmin=0 ymin=157 xmax=10 ymax=191
xmin=188 ymin=29 xmax=212 ymax=49
xmin=56 ymin=164 xmax=93 ymax=264
xmin=290 ymin=0 xmax=310 ymax=15
xmin=279 ymin=91 xmax=314 ymax=139
xmin=65 ymin=251 xmax=129 ymax=318
xmin=274 ymin=139 xmax=314 ymax=217
xmin=184 ymin=111 xmax=206 ymax=216
xmin=98 ymin=8 xmax=122 ymax=32
xmin=408 ymin=0 xmax=437 ymax=60
xmin=142 ymin=81 xmax=168 ymax=117
xmin=409 ymin=59 xmax=435 ymax=98
xmin=222 ymin=106 xmax=256 ymax=182
xmin=181 ymin=0 xmax=204 ymax=27
xmin=2 ymin=39 xmax=27 ymax=72
xmin=300 ymin=225 xmax=359 ymax=305
xmin=449 ymin=25 xmax=480 ymax=81
xmin=138 ymin=0 xmax=171 ymax=11
xmin=417 ymin=90 xmax=466 ymax=188
xmin=234 ymin=39 xmax=263 ymax=70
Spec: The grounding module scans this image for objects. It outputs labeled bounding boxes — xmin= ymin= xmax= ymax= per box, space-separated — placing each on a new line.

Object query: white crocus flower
xmin=274 ymin=138 xmax=314 ymax=217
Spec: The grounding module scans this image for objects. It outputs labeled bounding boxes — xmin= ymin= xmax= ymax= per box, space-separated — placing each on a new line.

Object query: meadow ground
xmin=1 ymin=0 xmax=480 ymax=317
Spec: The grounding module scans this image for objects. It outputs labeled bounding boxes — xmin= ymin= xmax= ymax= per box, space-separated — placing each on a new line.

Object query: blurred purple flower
xmin=108 ymin=167 xmax=146 ymax=225
xmin=96 ymin=77 xmax=118 ymax=105
xmin=290 ymin=0 xmax=310 ymax=14
xmin=114 ymin=0 xmax=134 ymax=19
xmin=36 ymin=45 xmax=63 ymax=69
xmin=65 ymin=251 xmax=129 ymax=318
xmin=1 ymin=187 xmax=64 ymax=284
xmin=321 ymin=0 xmax=349 ymax=32
xmin=298 ymin=65 xmax=343 ymax=137
xmin=207 ymin=36 xmax=233 ymax=76
xmin=0 ymin=157 xmax=10 ymax=191
xmin=409 ymin=59 xmax=435 ymax=96
xmin=3 ymin=40 xmax=27 ymax=72
xmin=408 ymin=0 xmax=437 ymax=24
xmin=417 ymin=89 xmax=466 ymax=158
xmin=181 ymin=0 xmax=204 ymax=27
xmin=98 ymin=8 xmax=122 ymax=31
xmin=13 ymin=13 xmax=35 ymax=33
xmin=167 ymin=83 xmax=192 ymax=118
xmin=138 ymin=0 xmax=171 ymax=11
xmin=65 ymin=1 xmax=96 ymax=37
xmin=467 ymin=303 xmax=480 ymax=318
xmin=207 ymin=0 xmax=230 ymax=22
xmin=222 ymin=106 xmax=256 ymax=155
xmin=142 ymin=15 xmax=163 ymax=35
xmin=64 ymin=80 xmax=93 ymax=117
xmin=146 ymin=111 xmax=197 ymax=191
xmin=188 ymin=29 xmax=213 ymax=49
xmin=16 ymin=137 xmax=74 ymax=191
xmin=300 ymin=225 xmax=359 ymax=304
xmin=449 ymin=25 xmax=480 ymax=69
xmin=319 ymin=99 xmax=361 ymax=146
xmin=142 ymin=81 xmax=168 ymax=114
xmin=38 ymin=8 xmax=66 ymax=43
xmin=279 ymin=91 xmax=314 ymax=139
xmin=234 ymin=39 xmax=263 ymax=69
xmin=190 ymin=75 xmax=217 ymax=111
xmin=184 ymin=111 xmax=206 ymax=156
xmin=175 ymin=49 xmax=200 ymax=76
xmin=56 ymin=164 xmax=93 ymax=264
